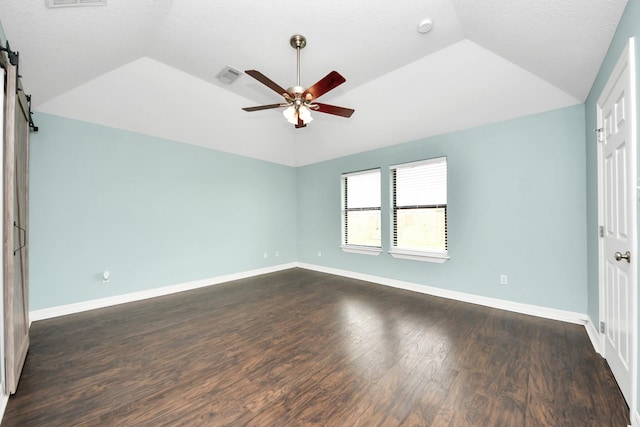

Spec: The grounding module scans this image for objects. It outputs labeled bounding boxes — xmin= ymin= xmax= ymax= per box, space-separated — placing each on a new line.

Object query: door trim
xmin=597 ymin=36 xmax=638 ymax=419
xmin=0 ymin=64 xmax=4 ymax=399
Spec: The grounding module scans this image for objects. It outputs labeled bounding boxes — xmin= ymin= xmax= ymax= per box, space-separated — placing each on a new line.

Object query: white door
xmin=597 ymin=37 xmax=637 ymax=408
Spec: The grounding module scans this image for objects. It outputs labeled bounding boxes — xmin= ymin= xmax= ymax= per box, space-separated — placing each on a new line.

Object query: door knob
xmin=614 ymin=251 xmax=631 ymax=263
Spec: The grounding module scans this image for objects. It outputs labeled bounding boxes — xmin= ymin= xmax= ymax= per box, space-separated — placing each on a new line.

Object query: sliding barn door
xmin=3 ymin=60 xmax=30 ymax=394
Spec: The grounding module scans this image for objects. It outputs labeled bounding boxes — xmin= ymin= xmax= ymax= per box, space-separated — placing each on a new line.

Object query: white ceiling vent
xmin=45 ymin=0 xmax=106 ymax=8
xmin=216 ymin=66 xmax=242 ymax=84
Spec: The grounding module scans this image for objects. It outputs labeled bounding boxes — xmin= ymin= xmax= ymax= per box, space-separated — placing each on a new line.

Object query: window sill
xmin=389 ymin=249 xmax=449 ymax=263
xmin=340 ymin=245 xmax=383 ymax=256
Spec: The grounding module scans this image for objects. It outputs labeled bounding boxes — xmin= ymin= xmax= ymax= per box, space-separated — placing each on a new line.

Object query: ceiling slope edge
xmin=291 ymin=39 xmax=582 ymax=166
xmin=35 ymin=56 xmax=299 ymax=166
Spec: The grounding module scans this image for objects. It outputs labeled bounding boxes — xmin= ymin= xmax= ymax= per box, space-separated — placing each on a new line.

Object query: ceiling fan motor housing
xmin=288 ymin=86 xmax=306 ymax=97
xmin=290 ymin=34 xmax=307 ymax=49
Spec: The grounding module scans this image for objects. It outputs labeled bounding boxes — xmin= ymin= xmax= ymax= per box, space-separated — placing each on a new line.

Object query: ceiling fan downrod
xmin=290 ymin=34 xmax=306 ymax=89
xmin=287 ymin=34 xmax=308 ymax=119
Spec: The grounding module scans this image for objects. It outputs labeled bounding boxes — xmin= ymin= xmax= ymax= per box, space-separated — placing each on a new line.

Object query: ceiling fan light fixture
xmin=283 ymin=105 xmax=297 ymax=125
xmin=299 ymin=106 xmax=313 ymax=124
xmin=283 ymin=104 xmax=313 ymax=125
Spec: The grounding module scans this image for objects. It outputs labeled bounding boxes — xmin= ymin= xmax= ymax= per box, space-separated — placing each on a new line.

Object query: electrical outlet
xmin=500 ymin=275 xmax=508 ymax=285
xmin=275 ymin=250 xmax=279 ymax=257
xmin=318 ymin=251 xmax=322 ymax=257
xmin=263 ymin=252 xmax=268 ymax=259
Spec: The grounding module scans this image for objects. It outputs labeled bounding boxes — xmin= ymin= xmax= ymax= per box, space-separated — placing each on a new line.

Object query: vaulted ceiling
xmin=0 ymin=0 xmax=629 ymax=166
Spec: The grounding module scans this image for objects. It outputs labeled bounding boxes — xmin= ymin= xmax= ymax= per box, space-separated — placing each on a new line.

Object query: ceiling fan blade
xmin=245 ymin=70 xmax=288 ymax=96
xmin=314 ymin=102 xmax=355 ymax=118
xmin=304 ymin=71 xmax=346 ymax=100
xmin=242 ymin=103 xmax=286 ymax=112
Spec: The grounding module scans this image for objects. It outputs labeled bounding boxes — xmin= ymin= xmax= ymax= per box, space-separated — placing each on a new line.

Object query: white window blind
xmin=342 ymin=169 xmax=381 ymax=248
xmin=391 ymin=157 xmax=447 ymax=254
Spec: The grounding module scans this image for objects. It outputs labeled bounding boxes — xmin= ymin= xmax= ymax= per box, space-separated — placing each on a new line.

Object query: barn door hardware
xmin=13 ymin=222 xmax=26 ymax=255
xmin=0 ymin=40 xmax=19 ymax=67
xmin=26 ymin=95 xmax=38 ymax=132
xmin=0 ymin=40 xmax=38 ymax=131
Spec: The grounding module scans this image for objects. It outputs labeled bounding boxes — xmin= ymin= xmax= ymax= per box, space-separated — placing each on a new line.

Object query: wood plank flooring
xmin=2 ymin=268 xmax=629 ymax=426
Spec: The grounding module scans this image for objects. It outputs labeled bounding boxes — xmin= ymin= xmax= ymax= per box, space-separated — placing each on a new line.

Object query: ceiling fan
xmin=242 ymin=34 xmax=355 ymax=129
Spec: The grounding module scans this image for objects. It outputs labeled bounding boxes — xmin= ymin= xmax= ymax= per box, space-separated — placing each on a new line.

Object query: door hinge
xmin=599 ymin=225 xmax=604 ymax=238
xmin=594 ymin=127 xmax=604 ymax=142
xmin=600 ymin=321 xmax=606 ymax=333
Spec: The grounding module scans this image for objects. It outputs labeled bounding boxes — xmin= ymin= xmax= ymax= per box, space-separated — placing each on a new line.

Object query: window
xmin=341 ymin=169 xmax=382 ymax=255
xmin=390 ymin=157 xmax=448 ymax=262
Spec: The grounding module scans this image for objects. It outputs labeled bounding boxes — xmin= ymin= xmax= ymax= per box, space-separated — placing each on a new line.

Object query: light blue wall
xmin=584 ymin=0 xmax=640 ymax=414
xmin=30 ymin=105 xmax=588 ymax=314
xmin=29 ymin=113 xmax=297 ymax=310
xmin=297 ymin=105 xmax=587 ymax=313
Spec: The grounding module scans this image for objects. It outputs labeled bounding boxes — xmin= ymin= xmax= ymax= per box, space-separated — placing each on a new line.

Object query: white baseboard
xmin=30 ymin=261 xmax=589 ymax=335
xmin=0 ymin=391 xmax=9 ymax=426
xmin=29 ymin=263 xmax=298 ymax=322
xmin=297 ymin=263 xmax=589 ymax=325
xmin=585 ymin=316 xmax=602 ymax=355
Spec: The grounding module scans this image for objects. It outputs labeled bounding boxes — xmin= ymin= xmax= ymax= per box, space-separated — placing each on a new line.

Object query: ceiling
xmin=0 ymin=0 xmax=629 ymax=166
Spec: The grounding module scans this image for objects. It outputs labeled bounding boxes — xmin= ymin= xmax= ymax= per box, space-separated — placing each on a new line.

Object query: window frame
xmin=340 ymin=168 xmax=382 ymax=256
xmin=389 ymin=157 xmax=449 ymax=263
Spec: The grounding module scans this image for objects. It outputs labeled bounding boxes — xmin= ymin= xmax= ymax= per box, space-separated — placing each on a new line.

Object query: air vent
xmin=216 ymin=66 xmax=242 ymax=84
xmin=45 ymin=0 xmax=106 ymax=8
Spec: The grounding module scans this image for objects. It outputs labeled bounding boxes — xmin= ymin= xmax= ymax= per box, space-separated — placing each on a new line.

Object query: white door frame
xmin=597 ymin=36 xmax=638 ymax=421
xmin=0 ymin=65 xmax=5 ymax=398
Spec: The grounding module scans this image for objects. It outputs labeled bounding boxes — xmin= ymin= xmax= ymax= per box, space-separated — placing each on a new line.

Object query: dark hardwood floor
xmin=2 ymin=268 xmax=629 ymax=426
